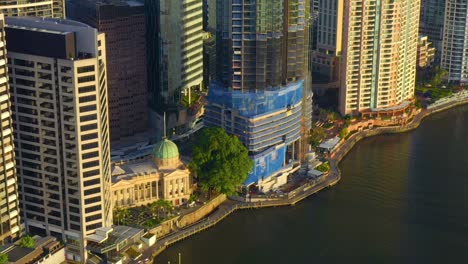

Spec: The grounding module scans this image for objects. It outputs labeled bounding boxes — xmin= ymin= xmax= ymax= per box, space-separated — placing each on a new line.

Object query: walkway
xmin=140 ymin=96 xmax=468 ymax=264
xmin=136 ymin=173 xmax=340 ymax=263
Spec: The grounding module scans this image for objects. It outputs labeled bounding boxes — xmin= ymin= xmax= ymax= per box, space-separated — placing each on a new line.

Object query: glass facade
xmin=207 ymin=0 xmax=312 ymax=186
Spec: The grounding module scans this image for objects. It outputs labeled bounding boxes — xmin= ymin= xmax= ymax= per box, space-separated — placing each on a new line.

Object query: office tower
xmin=205 ymin=0 xmax=312 ymax=189
xmin=203 ymin=0 xmax=216 ymax=86
xmin=0 ymin=0 xmax=65 ymax=18
xmin=0 ymin=14 xmax=21 ymax=244
xmin=145 ymin=0 xmax=204 ymax=137
xmin=420 ymin=0 xmax=445 ymax=57
xmin=6 ymin=17 xmax=112 ymax=262
xmin=68 ymin=0 xmax=148 ymax=143
xmin=441 ymin=0 xmax=468 ymax=84
xmin=339 ymin=0 xmax=420 ymax=116
xmin=309 ymin=0 xmax=319 ymax=51
xmin=311 ymin=0 xmax=343 ymax=82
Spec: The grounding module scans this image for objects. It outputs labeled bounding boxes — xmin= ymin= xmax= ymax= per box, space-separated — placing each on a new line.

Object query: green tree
xmin=113 ymin=208 xmax=130 ymax=225
xmin=339 ymin=127 xmax=349 ymax=139
xmin=0 ymin=253 xmax=7 ymax=264
xmin=431 ymin=66 xmax=448 ymax=87
xmin=19 ymin=235 xmax=35 ymax=249
xmin=309 ymin=126 xmax=326 ymax=147
xmin=189 ymin=127 xmax=253 ymax=196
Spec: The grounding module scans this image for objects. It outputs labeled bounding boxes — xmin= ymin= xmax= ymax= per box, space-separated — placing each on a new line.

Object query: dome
xmin=153 ymin=138 xmax=179 ymax=160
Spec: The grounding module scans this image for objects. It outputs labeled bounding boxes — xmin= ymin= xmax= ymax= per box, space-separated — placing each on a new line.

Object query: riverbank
xmin=146 ymin=97 xmax=468 ymax=264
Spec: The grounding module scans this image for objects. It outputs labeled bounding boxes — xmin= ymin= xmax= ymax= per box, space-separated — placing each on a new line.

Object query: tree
xmin=339 ymin=127 xmax=349 ymax=139
xmin=0 ymin=253 xmax=7 ymax=264
xmin=113 ymin=208 xmax=130 ymax=225
xmin=189 ymin=127 xmax=253 ymax=196
xmin=309 ymin=126 xmax=326 ymax=147
xmin=431 ymin=66 xmax=448 ymax=87
xmin=19 ymin=235 xmax=35 ymax=249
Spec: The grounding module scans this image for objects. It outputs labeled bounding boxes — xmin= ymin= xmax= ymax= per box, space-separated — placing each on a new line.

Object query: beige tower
xmin=340 ymin=0 xmax=420 ymax=116
xmin=0 ymin=14 xmax=21 ymax=244
xmin=0 ymin=0 xmax=65 ymax=18
xmin=6 ymin=17 xmax=111 ymax=262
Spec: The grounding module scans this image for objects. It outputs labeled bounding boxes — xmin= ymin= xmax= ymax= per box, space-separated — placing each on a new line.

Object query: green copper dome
xmin=153 ymin=138 xmax=179 ymax=160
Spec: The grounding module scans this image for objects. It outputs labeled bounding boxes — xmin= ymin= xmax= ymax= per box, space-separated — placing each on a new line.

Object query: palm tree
xmin=160 ymin=199 xmax=174 ymax=217
xmin=148 ymin=201 xmax=158 ymax=217
xmin=113 ymin=208 xmax=130 ymax=225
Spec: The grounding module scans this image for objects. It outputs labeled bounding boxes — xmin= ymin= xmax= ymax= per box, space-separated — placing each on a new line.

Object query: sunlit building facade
xmin=6 ymin=17 xmax=112 ymax=262
xmin=0 ymin=14 xmax=21 ymax=244
xmin=339 ymin=0 xmax=420 ymax=115
xmin=0 ymin=0 xmax=65 ymax=18
xmin=145 ymin=0 xmax=204 ymax=137
xmin=311 ymin=0 xmax=343 ymax=82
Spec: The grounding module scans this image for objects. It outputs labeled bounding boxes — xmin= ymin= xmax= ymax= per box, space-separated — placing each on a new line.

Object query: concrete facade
xmin=441 ymin=0 xmax=468 ymax=84
xmin=340 ymin=0 xmax=420 ymax=115
xmin=417 ymin=36 xmax=436 ymax=68
xmin=6 ymin=17 xmax=112 ymax=262
xmin=0 ymin=14 xmax=21 ymax=244
xmin=0 ymin=0 xmax=65 ymax=18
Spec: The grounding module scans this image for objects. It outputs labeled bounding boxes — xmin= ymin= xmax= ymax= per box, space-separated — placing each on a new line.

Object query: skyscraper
xmin=205 ymin=0 xmax=312 ymax=189
xmin=145 ymin=0 xmax=204 ymax=137
xmin=0 ymin=0 xmax=65 ymax=18
xmin=68 ymin=0 xmax=148 ymax=143
xmin=441 ymin=0 xmax=468 ymax=84
xmin=311 ymin=0 xmax=344 ymax=82
xmin=339 ymin=0 xmax=420 ymax=115
xmin=6 ymin=17 xmax=112 ymax=262
xmin=0 ymin=14 xmax=21 ymax=244
xmin=420 ymin=0 xmax=445 ymax=57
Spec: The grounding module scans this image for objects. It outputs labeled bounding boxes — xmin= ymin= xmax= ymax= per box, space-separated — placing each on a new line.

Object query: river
xmin=155 ymin=105 xmax=468 ymax=263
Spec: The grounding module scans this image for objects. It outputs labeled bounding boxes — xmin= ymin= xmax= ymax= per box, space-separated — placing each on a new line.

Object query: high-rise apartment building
xmin=6 ymin=17 xmax=112 ymax=262
xmin=206 ymin=0 xmax=312 ymax=189
xmin=0 ymin=0 xmax=65 ymax=18
xmin=311 ymin=0 xmax=343 ymax=82
xmin=339 ymin=0 xmax=420 ymax=115
xmin=68 ymin=0 xmax=148 ymax=143
xmin=441 ymin=0 xmax=468 ymax=84
xmin=145 ymin=0 xmax=204 ymax=137
xmin=0 ymin=14 xmax=21 ymax=244
xmin=420 ymin=0 xmax=445 ymax=57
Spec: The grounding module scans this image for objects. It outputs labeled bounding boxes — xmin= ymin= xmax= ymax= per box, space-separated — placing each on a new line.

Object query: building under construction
xmin=205 ymin=0 xmax=312 ymax=190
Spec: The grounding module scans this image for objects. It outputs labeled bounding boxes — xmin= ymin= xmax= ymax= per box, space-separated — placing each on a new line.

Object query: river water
xmin=155 ymin=106 xmax=468 ymax=264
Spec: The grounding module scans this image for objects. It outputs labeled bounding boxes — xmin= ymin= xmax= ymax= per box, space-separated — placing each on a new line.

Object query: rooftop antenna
xmin=163 ymin=112 xmax=167 ymax=139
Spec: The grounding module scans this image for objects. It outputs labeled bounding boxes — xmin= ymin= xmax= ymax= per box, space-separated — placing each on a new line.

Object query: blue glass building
xmin=206 ymin=0 xmax=312 ymax=187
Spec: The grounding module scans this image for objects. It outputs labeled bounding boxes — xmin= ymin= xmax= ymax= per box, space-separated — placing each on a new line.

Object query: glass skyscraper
xmin=206 ymin=0 xmax=312 ymax=189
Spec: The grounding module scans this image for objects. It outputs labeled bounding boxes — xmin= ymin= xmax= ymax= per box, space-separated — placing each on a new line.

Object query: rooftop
xmin=87 ymin=226 xmax=144 ymax=254
xmin=319 ymin=136 xmax=341 ymax=150
xmin=112 ymin=158 xmax=159 ymax=183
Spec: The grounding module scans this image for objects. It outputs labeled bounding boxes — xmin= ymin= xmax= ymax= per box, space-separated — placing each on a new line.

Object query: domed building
xmin=111 ymin=138 xmax=192 ymax=208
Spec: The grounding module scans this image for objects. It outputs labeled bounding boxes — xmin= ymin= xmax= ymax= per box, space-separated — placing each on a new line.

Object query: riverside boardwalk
xmin=140 ymin=93 xmax=468 ymax=264
xmin=139 ymin=172 xmax=340 ymax=263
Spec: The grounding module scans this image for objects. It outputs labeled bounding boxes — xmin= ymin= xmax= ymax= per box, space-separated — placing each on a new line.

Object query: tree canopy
xmin=0 ymin=253 xmax=7 ymax=264
xmin=309 ymin=126 xmax=326 ymax=147
xmin=189 ymin=127 xmax=253 ymax=195
xmin=19 ymin=235 xmax=35 ymax=249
